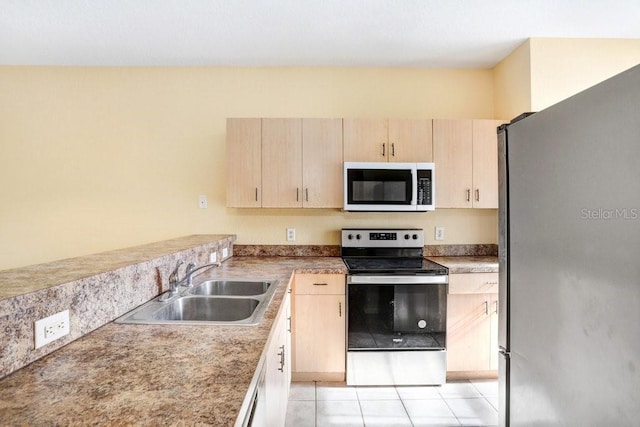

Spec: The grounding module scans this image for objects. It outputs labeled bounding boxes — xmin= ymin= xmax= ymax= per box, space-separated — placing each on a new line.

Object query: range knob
xmin=347 ymin=234 xmax=354 ymax=240
xmin=404 ymin=234 xmax=410 ymax=240
xmin=412 ymin=234 xmax=419 ymax=240
xmin=356 ymin=234 xmax=362 ymax=240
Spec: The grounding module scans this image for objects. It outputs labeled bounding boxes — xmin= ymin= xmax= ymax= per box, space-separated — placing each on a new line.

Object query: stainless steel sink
xmin=115 ymin=278 xmax=277 ymax=326
xmin=189 ymin=280 xmax=271 ymax=296
xmin=153 ymin=296 xmax=260 ymax=321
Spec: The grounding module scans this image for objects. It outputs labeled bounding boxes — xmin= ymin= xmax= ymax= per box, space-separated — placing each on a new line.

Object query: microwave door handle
xmin=410 ymin=167 xmax=417 ymax=206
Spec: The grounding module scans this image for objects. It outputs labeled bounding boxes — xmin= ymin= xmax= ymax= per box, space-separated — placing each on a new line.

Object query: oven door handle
xmin=347 ymin=275 xmax=448 ymax=285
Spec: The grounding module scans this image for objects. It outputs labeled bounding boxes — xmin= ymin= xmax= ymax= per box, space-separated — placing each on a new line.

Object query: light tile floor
xmin=285 ymin=380 xmax=498 ymax=427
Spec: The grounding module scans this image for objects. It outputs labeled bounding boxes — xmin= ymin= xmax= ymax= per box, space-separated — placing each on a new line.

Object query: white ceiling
xmin=2 ymin=0 xmax=640 ymax=68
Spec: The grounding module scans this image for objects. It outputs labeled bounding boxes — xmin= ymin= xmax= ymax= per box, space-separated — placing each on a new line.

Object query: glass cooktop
xmin=342 ymin=257 xmax=448 ymax=275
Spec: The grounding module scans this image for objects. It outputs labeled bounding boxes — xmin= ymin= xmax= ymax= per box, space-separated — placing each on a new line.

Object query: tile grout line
xmin=314 ymin=381 xmax=318 ymax=427
xmin=469 ymin=379 xmax=499 ymax=413
xmin=355 ymin=386 xmax=365 ymax=426
xmin=395 ymin=386 xmax=416 ymax=427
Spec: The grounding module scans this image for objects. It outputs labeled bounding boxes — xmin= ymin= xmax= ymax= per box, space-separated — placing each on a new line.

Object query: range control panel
xmin=341 ymin=228 xmax=425 ymax=248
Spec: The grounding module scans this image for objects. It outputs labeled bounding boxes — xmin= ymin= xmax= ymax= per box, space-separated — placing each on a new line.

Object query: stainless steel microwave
xmin=343 ymin=162 xmax=435 ymax=211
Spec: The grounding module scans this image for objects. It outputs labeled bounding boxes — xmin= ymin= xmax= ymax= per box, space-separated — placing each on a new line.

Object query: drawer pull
xmin=484 ymin=281 xmax=498 ymax=285
xmin=339 ymin=302 xmax=342 ymax=317
xmin=313 ymin=283 xmax=328 ymax=286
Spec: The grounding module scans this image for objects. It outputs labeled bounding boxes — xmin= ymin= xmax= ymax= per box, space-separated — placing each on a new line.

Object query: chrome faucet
xmin=159 ymin=260 xmax=184 ymax=302
xmin=159 ymin=260 xmax=221 ymax=302
xmin=183 ymin=262 xmax=222 ymax=286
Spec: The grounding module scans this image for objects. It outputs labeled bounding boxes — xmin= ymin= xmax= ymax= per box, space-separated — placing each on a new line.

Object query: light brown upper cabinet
xmin=433 ymin=119 xmax=505 ymax=208
xmin=262 ymin=118 xmax=303 ymax=208
xmin=226 ymin=118 xmax=262 ymax=208
xmin=302 ymin=119 xmax=343 ymax=208
xmin=226 ymin=118 xmax=343 ymax=208
xmin=343 ymin=119 xmax=433 ymax=162
xmin=472 ymin=120 xmax=503 ymax=208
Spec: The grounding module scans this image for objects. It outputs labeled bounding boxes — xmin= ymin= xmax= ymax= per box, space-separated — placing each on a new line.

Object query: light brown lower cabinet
xmin=265 ymin=292 xmax=291 ymax=426
xmin=292 ymin=273 xmax=346 ymax=382
xmin=446 ymin=273 xmax=499 ymax=379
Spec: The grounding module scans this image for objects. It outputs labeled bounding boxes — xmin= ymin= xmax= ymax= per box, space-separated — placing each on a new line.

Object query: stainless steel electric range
xmin=342 ymin=228 xmax=448 ymax=386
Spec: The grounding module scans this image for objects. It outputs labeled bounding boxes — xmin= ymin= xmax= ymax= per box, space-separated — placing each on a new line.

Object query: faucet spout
xmin=184 ymin=262 xmax=222 ymax=286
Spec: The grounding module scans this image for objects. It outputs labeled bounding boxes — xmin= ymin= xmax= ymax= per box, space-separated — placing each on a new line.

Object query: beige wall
xmin=529 ymin=38 xmax=640 ymax=111
xmin=0 ymin=66 xmax=498 ymax=270
xmin=493 ymin=40 xmax=532 ymax=120
xmin=493 ymin=38 xmax=640 ymax=119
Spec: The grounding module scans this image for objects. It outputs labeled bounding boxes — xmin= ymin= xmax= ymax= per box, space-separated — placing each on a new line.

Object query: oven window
xmin=348 ymin=283 xmax=446 ymax=350
xmin=347 ymin=169 xmax=412 ymax=204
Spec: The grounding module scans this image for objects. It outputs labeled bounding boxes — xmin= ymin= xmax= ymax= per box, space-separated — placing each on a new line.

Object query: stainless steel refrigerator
xmin=498 ymin=64 xmax=640 ymax=426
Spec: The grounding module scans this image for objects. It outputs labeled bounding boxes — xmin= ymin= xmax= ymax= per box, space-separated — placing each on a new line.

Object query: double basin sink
xmin=116 ymin=279 xmax=277 ymax=326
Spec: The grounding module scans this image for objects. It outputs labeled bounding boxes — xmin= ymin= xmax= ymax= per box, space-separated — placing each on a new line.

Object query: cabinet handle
xmin=466 ymin=189 xmax=471 ymax=202
xmin=494 ymin=301 xmax=498 ymax=314
xmin=382 ymin=143 xmax=386 ymax=157
xmin=313 ymin=283 xmax=328 ymax=286
xmin=484 ymin=281 xmax=498 ymax=285
xmin=305 ymin=188 xmax=309 ymax=202
xmin=391 ymin=143 xmax=395 ymax=157
xmin=339 ymin=302 xmax=342 ymax=317
xmin=484 ymin=301 xmax=489 ymax=315
xmin=296 ymin=188 xmax=299 ymax=202
xmin=255 ymin=188 xmax=258 ymax=201
xmin=278 ymin=345 xmax=285 ymax=372
xmin=475 ymin=189 xmax=480 ymax=202
xmin=287 ymin=316 xmax=292 ymax=333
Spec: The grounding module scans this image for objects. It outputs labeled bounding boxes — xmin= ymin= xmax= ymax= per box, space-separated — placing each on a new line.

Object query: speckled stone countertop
xmin=0 ymin=235 xmax=234 ymax=301
xmin=428 ymin=256 xmax=499 ymax=274
xmin=0 ymin=256 xmax=347 ymax=426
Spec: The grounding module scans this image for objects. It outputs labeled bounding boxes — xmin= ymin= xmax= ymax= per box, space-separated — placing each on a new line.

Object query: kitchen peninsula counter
xmin=0 ymin=256 xmax=347 ymax=426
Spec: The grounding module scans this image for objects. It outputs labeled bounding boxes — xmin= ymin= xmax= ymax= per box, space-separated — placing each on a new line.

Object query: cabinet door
xmin=294 ymin=294 xmax=346 ymax=376
xmin=226 ymin=118 xmax=262 ymax=207
xmin=265 ymin=325 xmax=286 ymax=426
xmin=262 ymin=118 xmax=303 ymax=207
xmin=343 ymin=119 xmax=389 ymax=162
xmin=433 ymin=119 xmax=473 ymax=208
xmin=446 ymin=293 xmax=492 ymax=372
xmin=265 ymin=294 xmax=290 ymax=426
xmin=302 ymin=118 xmax=343 ymax=208
xmin=388 ymin=119 xmax=433 ymax=162
xmin=472 ymin=120 xmax=504 ymax=208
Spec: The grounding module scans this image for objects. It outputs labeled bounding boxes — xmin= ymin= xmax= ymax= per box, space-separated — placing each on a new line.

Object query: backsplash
xmin=234 ymin=244 xmax=498 ymax=258
xmin=0 ymin=235 xmax=235 ymax=379
xmin=424 ymin=244 xmax=498 ymax=257
xmin=234 ymin=245 xmax=340 ymax=257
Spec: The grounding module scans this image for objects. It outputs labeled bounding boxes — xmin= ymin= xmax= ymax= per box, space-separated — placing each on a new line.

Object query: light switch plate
xmin=435 ymin=226 xmax=445 ymax=241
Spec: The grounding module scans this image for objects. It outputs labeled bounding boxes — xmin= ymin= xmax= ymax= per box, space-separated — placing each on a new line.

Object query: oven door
xmin=344 ymin=162 xmax=417 ymax=211
xmin=346 ymin=275 xmax=448 ymax=385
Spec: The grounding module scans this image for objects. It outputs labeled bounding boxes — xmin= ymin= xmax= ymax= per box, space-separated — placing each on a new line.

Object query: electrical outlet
xmin=35 ymin=310 xmax=70 ymax=349
xmin=222 ymin=247 xmax=229 ymax=259
xmin=286 ymin=228 xmax=296 ymax=242
xmin=435 ymin=226 xmax=445 ymax=241
xmin=209 ymin=252 xmax=217 ymax=263
xmin=198 ymin=195 xmax=208 ymax=209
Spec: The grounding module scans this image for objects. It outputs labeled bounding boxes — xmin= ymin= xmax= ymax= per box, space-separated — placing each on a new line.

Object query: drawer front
xmin=295 ymin=274 xmax=345 ymax=295
xmin=448 ymin=273 xmax=498 ymax=294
